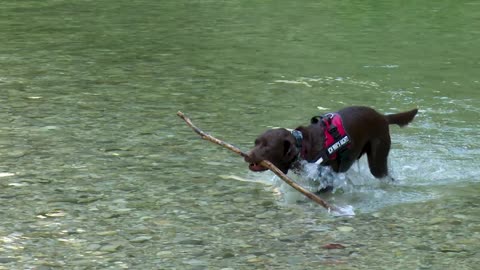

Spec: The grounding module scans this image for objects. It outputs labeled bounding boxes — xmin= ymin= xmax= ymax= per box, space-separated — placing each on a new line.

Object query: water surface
xmin=1 ymin=0 xmax=479 ymax=269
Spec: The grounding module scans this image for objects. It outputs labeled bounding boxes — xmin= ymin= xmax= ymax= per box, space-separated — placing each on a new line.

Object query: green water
xmin=1 ymin=0 xmax=479 ymax=269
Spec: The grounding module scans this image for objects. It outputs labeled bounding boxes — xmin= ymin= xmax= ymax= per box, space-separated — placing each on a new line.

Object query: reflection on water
xmin=1 ymin=0 xmax=479 ymax=269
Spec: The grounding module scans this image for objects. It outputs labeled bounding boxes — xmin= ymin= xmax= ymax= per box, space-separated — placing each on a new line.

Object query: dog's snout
xmin=244 ymin=150 xmax=256 ymax=163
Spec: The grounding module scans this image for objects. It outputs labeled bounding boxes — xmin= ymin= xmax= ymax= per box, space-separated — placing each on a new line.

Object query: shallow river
xmin=1 ymin=0 xmax=479 ymax=269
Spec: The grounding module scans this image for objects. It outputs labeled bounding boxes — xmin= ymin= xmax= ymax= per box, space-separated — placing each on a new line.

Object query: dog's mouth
xmin=249 ymin=163 xmax=268 ymax=172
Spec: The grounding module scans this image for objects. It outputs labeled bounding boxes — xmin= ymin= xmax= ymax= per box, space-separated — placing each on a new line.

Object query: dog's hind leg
xmin=367 ymin=136 xmax=391 ymax=179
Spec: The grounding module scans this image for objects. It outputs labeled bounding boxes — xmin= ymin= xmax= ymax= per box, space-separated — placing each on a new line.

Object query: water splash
xmin=293 ymin=160 xmax=373 ymax=193
xmin=331 ymin=205 xmax=355 ymax=217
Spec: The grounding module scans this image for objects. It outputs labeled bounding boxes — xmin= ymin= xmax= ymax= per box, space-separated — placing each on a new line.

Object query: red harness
xmin=313 ymin=113 xmax=351 ymax=164
xmin=292 ymin=113 xmax=351 ymax=165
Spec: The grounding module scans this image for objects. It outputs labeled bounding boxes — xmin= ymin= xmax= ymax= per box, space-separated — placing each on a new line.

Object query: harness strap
xmin=291 ymin=130 xmax=303 ymax=149
xmin=312 ymin=113 xmax=351 ymax=165
xmin=291 ymin=113 xmax=351 ymax=167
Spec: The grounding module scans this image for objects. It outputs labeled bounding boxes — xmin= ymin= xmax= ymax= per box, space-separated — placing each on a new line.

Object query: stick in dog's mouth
xmin=177 ymin=110 xmax=345 ymax=213
xmin=249 ymin=163 xmax=268 ymax=172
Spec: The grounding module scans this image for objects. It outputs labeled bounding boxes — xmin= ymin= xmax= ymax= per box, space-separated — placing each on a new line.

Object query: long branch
xmin=177 ymin=111 xmax=338 ymax=212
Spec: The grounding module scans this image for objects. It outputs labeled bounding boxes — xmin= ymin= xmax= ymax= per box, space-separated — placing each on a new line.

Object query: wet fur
xmin=245 ymin=106 xmax=418 ymax=179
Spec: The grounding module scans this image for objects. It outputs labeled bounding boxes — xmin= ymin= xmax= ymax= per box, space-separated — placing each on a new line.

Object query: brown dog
xmin=245 ymin=106 xmax=418 ymax=180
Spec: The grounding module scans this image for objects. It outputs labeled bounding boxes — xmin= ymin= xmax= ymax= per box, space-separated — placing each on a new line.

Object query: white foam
xmin=331 ymin=205 xmax=355 ymax=217
xmin=0 ymin=172 xmax=15 ymax=178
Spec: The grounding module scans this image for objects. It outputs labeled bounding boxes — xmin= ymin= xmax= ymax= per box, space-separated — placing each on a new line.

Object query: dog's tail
xmin=385 ymin=108 xmax=418 ymax=127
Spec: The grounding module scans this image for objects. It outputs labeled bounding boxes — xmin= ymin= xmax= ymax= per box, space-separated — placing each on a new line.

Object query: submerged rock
xmin=129 ymin=236 xmax=152 ymax=243
xmin=86 ymin=244 xmax=101 ymax=251
xmin=428 ymin=217 xmax=447 ymax=225
xmin=100 ymin=243 xmax=123 ymax=253
xmin=156 ymin=250 xmax=173 ymax=256
xmin=439 ymin=245 xmax=466 ymax=253
xmin=182 ymin=259 xmax=206 ymax=266
xmin=177 ymin=239 xmax=204 ymax=245
xmin=0 ymin=257 xmax=17 ymax=264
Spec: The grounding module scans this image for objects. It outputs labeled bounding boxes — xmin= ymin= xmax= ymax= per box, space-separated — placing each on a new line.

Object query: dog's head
xmin=244 ymin=128 xmax=299 ymax=174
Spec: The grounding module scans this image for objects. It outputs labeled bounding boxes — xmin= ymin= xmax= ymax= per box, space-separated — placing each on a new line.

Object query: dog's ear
xmin=283 ymin=139 xmax=297 ymax=160
xmin=310 ymin=116 xmax=322 ymax=124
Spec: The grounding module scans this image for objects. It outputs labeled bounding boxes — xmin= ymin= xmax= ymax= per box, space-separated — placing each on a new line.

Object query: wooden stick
xmin=177 ymin=111 xmax=339 ymax=212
